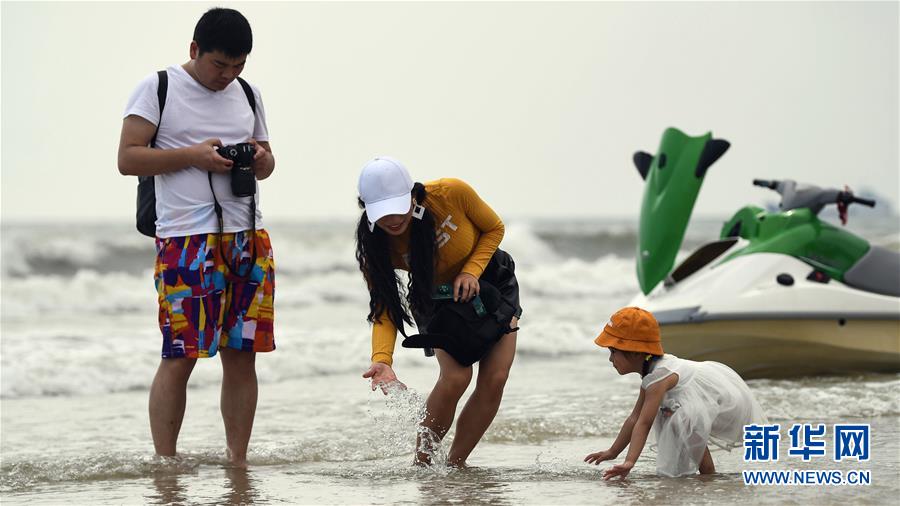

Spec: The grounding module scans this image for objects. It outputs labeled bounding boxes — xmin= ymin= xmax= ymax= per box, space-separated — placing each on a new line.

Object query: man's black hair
xmin=193 ymin=7 xmax=252 ymax=58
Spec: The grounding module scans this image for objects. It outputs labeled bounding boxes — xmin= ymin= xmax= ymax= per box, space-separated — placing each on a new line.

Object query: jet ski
xmin=628 ymin=127 xmax=900 ymax=378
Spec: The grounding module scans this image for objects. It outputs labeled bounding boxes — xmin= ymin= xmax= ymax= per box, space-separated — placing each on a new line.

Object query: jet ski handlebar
xmin=752 ymin=179 xmax=778 ymax=189
xmin=753 ymin=178 xmax=877 ymax=210
xmin=837 ymin=192 xmax=876 ymax=208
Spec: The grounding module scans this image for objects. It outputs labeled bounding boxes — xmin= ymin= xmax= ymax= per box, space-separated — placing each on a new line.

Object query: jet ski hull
xmin=658 ymin=318 xmax=900 ymax=378
xmin=630 ymin=248 xmax=900 ymax=378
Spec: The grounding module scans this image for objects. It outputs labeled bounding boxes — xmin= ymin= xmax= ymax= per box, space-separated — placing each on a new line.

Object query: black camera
xmin=217 ymin=143 xmax=256 ymax=197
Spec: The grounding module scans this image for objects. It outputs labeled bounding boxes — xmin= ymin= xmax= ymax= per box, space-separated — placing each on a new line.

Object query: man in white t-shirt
xmin=117 ymin=7 xmax=276 ymax=468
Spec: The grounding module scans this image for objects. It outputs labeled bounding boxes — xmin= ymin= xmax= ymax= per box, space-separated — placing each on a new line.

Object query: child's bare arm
xmin=586 ymin=389 xmax=645 ymax=464
xmin=608 ymin=389 xmax=646 ymax=455
xmin=603 ymin=373 xmax=679 ymax=479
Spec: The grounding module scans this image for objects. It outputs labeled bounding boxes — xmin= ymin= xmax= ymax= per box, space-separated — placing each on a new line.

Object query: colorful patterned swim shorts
xmin=154 ymin=229 xmax=275 ymax=358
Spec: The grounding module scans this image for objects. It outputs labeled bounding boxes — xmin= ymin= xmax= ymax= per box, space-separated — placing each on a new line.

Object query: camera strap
xmin=208 ymin=173 xmax=258 ymax=281
xmin=207 ymin=76 xmax=259 ymax=281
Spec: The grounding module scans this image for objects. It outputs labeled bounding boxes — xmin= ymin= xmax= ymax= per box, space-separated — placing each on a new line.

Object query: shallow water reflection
xmin=222 ymin=468 xmax=258 ymax=505
xmin=145 ymin=466 xmax=259 ymax=505
xmin=148 ymin=472 xmax=187 ymax=505
xmin=417 ymin=467 xmax=513 ymax=505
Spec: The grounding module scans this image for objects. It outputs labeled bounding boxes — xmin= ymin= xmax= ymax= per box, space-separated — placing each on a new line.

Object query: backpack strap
xmin=135 ymin=70 xmax=167 ymax=237
xmin=236 ymin=76 xmax=256 ymax=114
xmin=206 ymin=76 xmax=256 ymax=204
xmin=150 ymin=70 xmax=168 ymax=148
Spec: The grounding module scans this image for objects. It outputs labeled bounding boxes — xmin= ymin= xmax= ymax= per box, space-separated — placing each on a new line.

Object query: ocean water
xmin=1 ymin=217 xmax=898 ymax=504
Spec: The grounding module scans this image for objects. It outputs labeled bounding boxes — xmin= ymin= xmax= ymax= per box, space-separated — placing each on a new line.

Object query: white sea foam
xmin=2 ymin=219 xmax=898 ymax=413
xmin=1 ymin=221 xmax=640 ymax=399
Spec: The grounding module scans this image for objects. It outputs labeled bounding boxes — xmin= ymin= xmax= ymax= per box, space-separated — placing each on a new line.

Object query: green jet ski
xmin=628 ymin=127 xmax=900 ymax=378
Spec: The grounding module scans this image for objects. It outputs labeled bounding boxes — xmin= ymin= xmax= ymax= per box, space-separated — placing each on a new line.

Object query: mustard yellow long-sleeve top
xmin=371 ymin=178 xmax=505 ymax=366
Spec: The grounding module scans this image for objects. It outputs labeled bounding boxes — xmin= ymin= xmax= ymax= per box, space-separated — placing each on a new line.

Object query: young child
xmin=585 ymin=307 xmax=766 ymax=478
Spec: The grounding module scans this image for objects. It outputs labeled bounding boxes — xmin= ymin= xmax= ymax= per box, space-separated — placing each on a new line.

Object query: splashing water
xmin=359 ymin=381 xmax=459 ymax=474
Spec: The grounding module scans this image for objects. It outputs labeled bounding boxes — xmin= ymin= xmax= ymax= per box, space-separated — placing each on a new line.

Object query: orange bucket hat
xmin=594 ymin=307 xmax=664 ymax=355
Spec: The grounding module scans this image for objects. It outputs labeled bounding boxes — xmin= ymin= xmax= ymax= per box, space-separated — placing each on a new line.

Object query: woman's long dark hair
xmin=355 ymin=183 xmax=437 ymax=336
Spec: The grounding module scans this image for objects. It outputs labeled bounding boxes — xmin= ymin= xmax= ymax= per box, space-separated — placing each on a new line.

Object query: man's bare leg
xmin=220 ymin=348 xmax=257 ymax=468
xmin=149 ymin=357 xmax=197 ymax=456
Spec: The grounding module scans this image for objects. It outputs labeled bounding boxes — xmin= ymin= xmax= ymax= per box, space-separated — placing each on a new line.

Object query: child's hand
xmin=603 ymin=460 xmax=635 ymax=480
xmin=584 ymin=450 xmax=616 ymax=465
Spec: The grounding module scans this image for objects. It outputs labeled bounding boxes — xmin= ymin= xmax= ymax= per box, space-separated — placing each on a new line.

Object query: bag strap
xmin=206 ymin=76 xmax=257 ymax=201
xmin=138 ymin=70 xmax=167 ymax=203
xmin=150 ymin=70 xmax=167 ymax=148
xmin=236 ymin=76 xmax=256 ymax=114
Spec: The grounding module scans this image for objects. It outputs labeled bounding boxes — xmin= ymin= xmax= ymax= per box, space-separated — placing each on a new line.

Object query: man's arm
xmin=117 ymin=115 xmax=232 ymax=176
xmin=250 ymin=139 xmax=274 ymax=180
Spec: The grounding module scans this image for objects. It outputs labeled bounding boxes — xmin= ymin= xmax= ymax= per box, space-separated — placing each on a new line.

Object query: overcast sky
xmin=2 ymin=1 xmax=897 ymax=223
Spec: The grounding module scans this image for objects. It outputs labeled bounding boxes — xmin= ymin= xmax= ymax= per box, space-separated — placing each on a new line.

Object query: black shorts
xmin=480 ymin=248 xmax=523 ymax=321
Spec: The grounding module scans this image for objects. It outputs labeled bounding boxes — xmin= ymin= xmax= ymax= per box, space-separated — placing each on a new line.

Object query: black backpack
xmin=135 ymin=70 xmax=257 ymax=237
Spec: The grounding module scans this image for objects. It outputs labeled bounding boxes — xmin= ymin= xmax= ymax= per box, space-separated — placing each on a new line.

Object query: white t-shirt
xmin=123 ymin=65 xmax=270 ymax=238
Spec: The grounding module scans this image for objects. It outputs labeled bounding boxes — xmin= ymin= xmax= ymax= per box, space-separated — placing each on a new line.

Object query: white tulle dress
xmin=641 ymin=354 xmax=767 ymax=477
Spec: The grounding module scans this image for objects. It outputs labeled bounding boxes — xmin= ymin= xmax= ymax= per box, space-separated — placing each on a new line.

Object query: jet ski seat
xmin=843 ymin=245 xmax=900 ymax=297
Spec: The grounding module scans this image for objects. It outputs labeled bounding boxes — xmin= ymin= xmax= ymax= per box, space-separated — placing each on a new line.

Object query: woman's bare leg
xmin=447 ymin=319 xmax=518 ymax=466
xmin=416 ymin=350 xmax=472 ymax=465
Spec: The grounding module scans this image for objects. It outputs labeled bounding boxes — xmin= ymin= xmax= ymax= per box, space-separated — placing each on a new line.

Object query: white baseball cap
xmin=358 ymin=156 xmax=414 ymax=226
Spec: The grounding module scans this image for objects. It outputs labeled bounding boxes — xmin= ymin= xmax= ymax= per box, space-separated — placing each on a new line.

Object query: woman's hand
xmin=603 ymin=460 xmax=635 ymax=480
xmin=584 ymin=449 xmax=617 ymax=465
xmin=452 ymin=272 xmax=479 ymax=302
xmin=362 ymin=362 xmax=406 ymax=395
